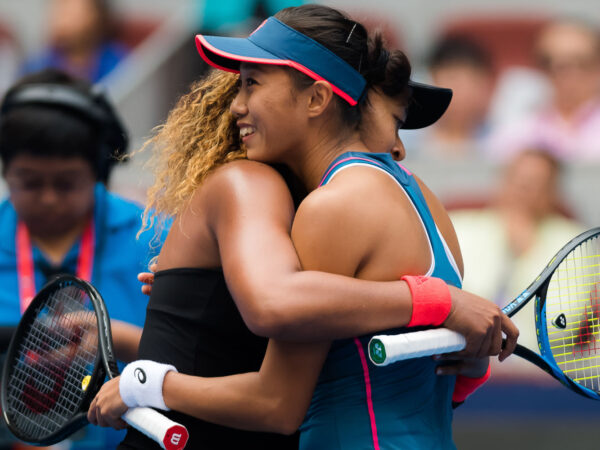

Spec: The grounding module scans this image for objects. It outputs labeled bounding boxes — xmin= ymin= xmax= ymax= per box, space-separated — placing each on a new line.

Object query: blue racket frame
xmin=509 ymin=227 xmax=600 ymax=401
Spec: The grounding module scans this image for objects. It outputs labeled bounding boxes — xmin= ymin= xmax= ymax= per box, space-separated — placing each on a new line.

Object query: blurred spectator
xmin=21 ymin=0 xmax=128 ymax=83
xmin=182 ymin=0 xmax=305 ymax=87
xmin=486 ymin=65 xmax=551 ymax=131
xmin=403 ymin=36 xmax=494 ymax=161
xmin=450 ymin=149 xmax=584 ymax=380
xmin=197 ymin=0 xmax=305 ymax=34
xmin=485 ymin=17 xmax=600 ymax=162
xmin=0 ymin=69 xmax=163 ymax=449
xmin=0 ymin=20 xmax=20 ymax=96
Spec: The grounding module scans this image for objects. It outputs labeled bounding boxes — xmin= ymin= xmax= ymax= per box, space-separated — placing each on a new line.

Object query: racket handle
xmin=123 ymin=407 xmax=189 ymax=450
xmin=368 ymin=328 xmax=466 ymax=366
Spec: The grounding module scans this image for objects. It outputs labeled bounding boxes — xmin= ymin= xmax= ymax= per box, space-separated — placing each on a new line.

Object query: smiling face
xmin=360 ymin=89 xmax=407 ymax=160
xmin=230 ymin=64 xmax=312 ymax=165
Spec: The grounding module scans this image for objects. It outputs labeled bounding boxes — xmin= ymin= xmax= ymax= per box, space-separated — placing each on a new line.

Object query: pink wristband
xmin=452 ymin=364 xmax=491 ymax=403
xmin=401 ymin=275 xmax=452 ymax=327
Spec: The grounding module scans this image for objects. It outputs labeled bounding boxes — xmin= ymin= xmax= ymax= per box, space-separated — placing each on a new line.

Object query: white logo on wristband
xmin=120 ymin=360 xmax=177 ymax=410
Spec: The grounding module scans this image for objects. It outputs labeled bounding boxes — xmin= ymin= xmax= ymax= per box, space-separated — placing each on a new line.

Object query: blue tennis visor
xmin=195 ymin=17 xmax=366 ymax=105
xmin=196 ymin=17 xmax=453 ymax=128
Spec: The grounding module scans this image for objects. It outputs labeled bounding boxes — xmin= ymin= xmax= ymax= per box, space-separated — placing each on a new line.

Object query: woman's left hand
xmin=87 ymin=377 xmax=128 ymax=429
xmin=137 ymin=263 xmax=158 ymax=296
xmin=433 ymin=355 xmax=489 ymax=378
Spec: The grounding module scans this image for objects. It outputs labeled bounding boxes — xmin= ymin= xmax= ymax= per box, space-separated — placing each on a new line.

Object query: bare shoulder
xmin=163 ymin=160 xmax=295 ymax=268
xmin=413 ymin=174 xmax=464 ymax=276
xmin=291 ymin=166 xmax=395 ymax=274
xmin=211 ymin=159 xmax=284 ymax=180
xmin=293 ymin=165 xmax=381 ymax=228
xmin=205 ymin=159 xmax=290 ymax=196
xmin=187 ymin=160 xmax=293 ymax=214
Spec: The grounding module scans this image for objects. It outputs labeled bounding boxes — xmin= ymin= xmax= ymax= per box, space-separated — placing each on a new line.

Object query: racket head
xmin=533 ymin=227 xmax=600 ymax=400
xmin=0 ymin=275 xmax=107 ymax=445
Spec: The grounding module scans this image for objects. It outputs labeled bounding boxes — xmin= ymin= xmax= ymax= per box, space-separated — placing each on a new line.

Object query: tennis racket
xmin=368 ymin=227 xmax=600 ymax=400
xmin=0 ymin=275 xmax=189 ymax=449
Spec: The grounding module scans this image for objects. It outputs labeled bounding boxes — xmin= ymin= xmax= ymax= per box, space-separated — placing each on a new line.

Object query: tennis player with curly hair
xmin=89 ymin=5 xmax=518 ymax=449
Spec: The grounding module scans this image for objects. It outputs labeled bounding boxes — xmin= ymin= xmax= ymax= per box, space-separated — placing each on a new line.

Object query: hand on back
xmin=138 ymin=263 xmax=157 ymax=296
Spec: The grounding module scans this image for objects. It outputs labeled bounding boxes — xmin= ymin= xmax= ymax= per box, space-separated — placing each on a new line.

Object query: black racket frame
xmin=1 ymin=275 xmax=121 ymax=445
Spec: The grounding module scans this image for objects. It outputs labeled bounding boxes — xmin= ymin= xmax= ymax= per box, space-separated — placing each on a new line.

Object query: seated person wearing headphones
xmin=0 ymin=69 xmax=162 ymax=449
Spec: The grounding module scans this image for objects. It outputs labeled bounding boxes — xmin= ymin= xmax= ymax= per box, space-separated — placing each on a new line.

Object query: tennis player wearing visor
xmin=89 ymin=6 xmax=517 ymax=450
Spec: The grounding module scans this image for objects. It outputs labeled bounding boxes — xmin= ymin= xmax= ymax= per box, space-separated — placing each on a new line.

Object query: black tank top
xmin=118 ymin=268 xmax=299 ymax=449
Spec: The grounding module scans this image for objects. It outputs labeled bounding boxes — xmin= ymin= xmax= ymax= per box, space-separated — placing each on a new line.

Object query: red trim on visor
xmin=249 ymin=18 xmax=268 ymax=36
xmin=195 ymin=35 xmax=358 ymax=106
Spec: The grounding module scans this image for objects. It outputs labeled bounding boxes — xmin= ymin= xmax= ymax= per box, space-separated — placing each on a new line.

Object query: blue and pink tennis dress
xmin=299 ymin=152 xmax=463 ymax=450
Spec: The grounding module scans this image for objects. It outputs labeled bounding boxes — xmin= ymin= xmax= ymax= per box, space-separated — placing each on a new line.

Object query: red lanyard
xmin=16 ymin=219 xmax=95 ymax=313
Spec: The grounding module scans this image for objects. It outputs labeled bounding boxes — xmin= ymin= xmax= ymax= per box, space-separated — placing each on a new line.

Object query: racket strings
xmin=5 ymin=284 xmax=99 ymax=440
xmin=545 ymin=235 xmax=600 ymax=393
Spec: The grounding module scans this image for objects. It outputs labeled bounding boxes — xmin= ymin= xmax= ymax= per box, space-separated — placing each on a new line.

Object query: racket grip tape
xmin=123 ymin=407 xmax=189 ymax=450
xmin=368 ymin=328 xmax=466 ymax=366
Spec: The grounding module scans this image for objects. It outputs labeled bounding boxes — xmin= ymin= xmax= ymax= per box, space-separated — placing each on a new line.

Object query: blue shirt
xmin=0 ymin=183 xmax=165 ymax=449
xmin=21 ymin=42 xmax=128 ymax=83
xmin=299 ymin=152 xmax=463 ymax=450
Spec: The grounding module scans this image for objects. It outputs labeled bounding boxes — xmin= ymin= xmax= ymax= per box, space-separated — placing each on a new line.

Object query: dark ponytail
xmin=363 ymin=32 xmax=412 ymax=100
xmin=274 ymin=6 xmax=413 ymax=126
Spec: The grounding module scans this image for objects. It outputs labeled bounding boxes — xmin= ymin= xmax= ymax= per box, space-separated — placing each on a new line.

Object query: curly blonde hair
xmin=139 ymin=70 xmax=245 ymax=239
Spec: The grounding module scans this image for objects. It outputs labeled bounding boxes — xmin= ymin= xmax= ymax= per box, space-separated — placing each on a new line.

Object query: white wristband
xmin=119 ymin=360 xmax=177 ymax=411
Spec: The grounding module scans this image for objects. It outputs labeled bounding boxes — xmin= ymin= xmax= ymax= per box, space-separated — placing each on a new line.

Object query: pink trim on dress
xmin=318 ymin=157 xmax=384 ymax=187
xmin=353 ymin=337 xmax=380 ymax=450
xmin=396 ymin=162 xmax=412 ymax=175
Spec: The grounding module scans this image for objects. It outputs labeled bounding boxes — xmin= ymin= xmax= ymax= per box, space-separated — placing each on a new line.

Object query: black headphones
xmin=0 ymin=83 xmax=128 ymax=182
